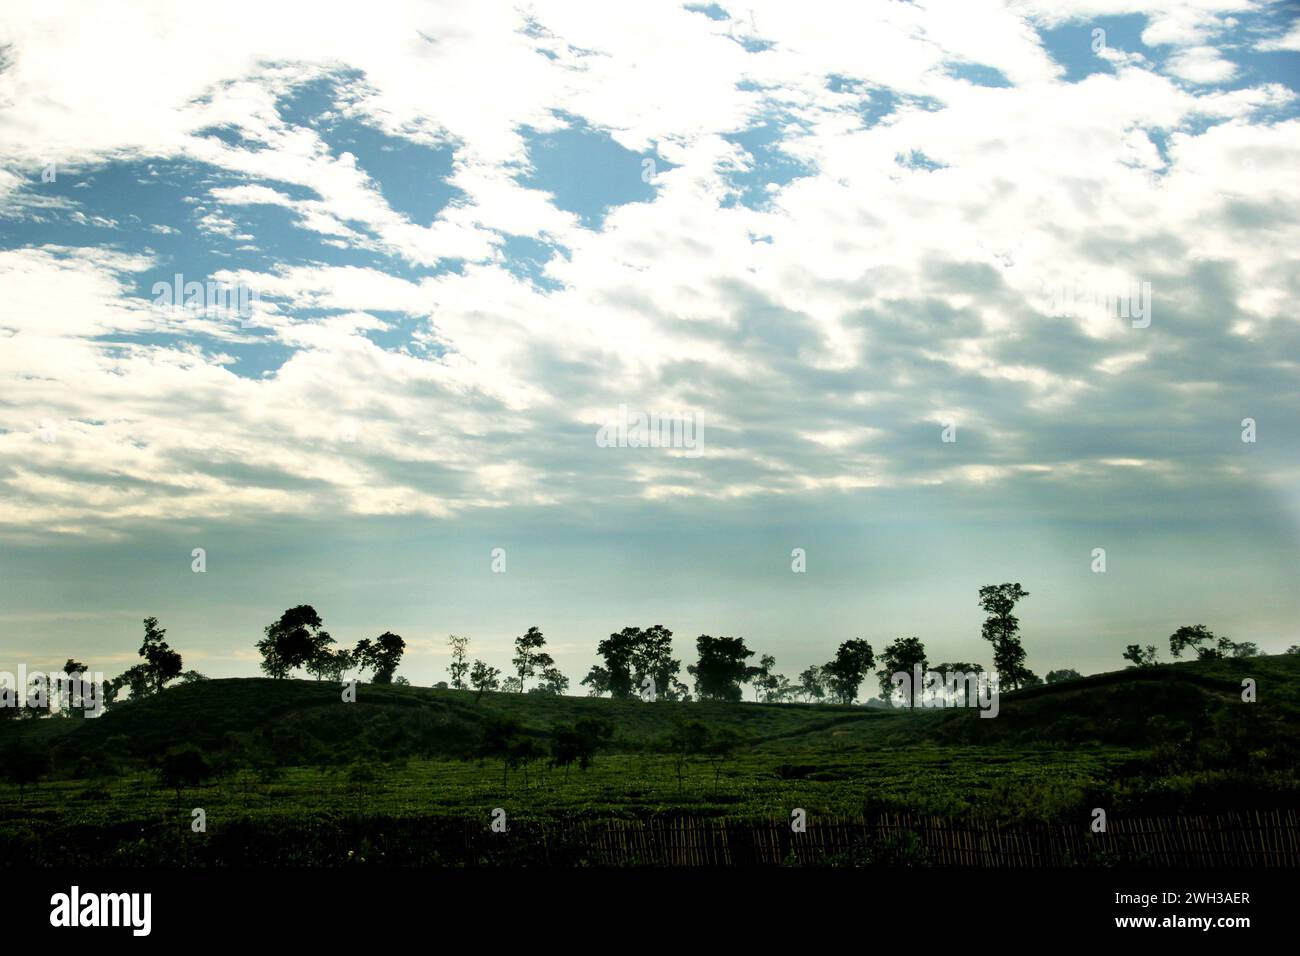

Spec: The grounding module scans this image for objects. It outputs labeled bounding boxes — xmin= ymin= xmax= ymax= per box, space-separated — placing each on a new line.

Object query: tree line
xmin=6 ymin=580 xmax=1285 ymax=721
xmin=443 ymin=582 xmax=1041 ymax=706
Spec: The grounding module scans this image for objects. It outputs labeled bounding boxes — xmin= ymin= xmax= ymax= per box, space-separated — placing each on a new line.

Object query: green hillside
xmin=2 ymin=654 xmax=1296 ymax=867
xmin=9 ymin=652 xmax=1299 ymax=768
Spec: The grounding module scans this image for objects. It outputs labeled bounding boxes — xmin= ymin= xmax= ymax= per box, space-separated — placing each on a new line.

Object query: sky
xmin=1 ymin=0 xmax=1298 ymax=690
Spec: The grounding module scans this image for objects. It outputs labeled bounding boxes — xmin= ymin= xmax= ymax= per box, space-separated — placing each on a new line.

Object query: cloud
xmin=1166 ymin=44 xmax=1239 ymax=83
xmin=0 ymin=0 xmax=1296 ymax=546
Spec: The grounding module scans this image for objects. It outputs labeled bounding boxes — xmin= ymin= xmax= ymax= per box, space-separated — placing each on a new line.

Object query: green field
xmin=3 ymin=654 xmax=1297 ymax=866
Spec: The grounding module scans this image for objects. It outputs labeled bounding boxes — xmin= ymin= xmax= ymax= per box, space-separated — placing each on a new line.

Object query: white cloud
xmin=1166 ymin=44 xmax=1239 ymax=83
xmin=0 ymin=0 xmax=1298 ymax=537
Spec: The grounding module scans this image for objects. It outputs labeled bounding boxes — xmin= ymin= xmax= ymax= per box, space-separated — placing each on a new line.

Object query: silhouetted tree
xmin=512 ymin=626 xmax=550 ymax=693
xmin=749 ymin=654 xmax=775 ymax=701
xmin=1122 ymin=644 xmax=1160 ymax=668
xmin=1045 ymin=668 xmax=1084 ymax=683
xmin=629 ymin=625 xmax=684 ymax=700
xmin=139 ymin=617 xmax=183 ymax=694
xmin=478 ymin=717 xmax=541 ymax=789
xmin=58 ymin=659 xmax=87 ymax=718
xmin=767 ymin=673 xmax=792 ymax=701
xmin=157 ymin=745 xmax=212 ymax=811
xmin=665 ymin=719 xmax=710 ymax=791
xmin=550 ymin=717 xmax=613 ymax=776
xmin=705 ymin=727 xmax=745 ymax=786
xmin=447 ymin=634 xmax=470 ymax=689
xmin=112 ymin=665 xmax=150 ymax=702
xmin=257 ymin=606 xmax=332 ymax=679
xmin=877 ymin=636 xmax=927 ymax=707
xmin=469 ymin=660 xmax=500 ymax=703
xmin=978 ymin=583 xmax=1033 ymax=689
xmin=353 ymin=632 xmax=405 ymax=684
xmin=596 ymin=628 xmax=639 ymax=699
xmin=796 ymin=665 xmax=826 ymax=703
xmin=1 ymin=740 xmax=51 ymax=803
xmin=528 ymin=666 xmax=569 ymax=696
xmin=581 ymin=665 xmax=612 ymax=697
xmin=823 ymin=639 xmax=875 ymax=704
xmin=1169 ymin=624 xmax=1216 ymax=660
xmin=688 ymin=635 xmax=755 ymax=702
xmin=932 ymin=661 xmax=984 ymax=705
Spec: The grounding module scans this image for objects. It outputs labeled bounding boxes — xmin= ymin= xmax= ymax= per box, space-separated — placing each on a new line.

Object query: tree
xmin=1288 ymin=645 xmax=1299 ymax=655
xmin=509 ymin=736 xmax=546 ymax=789
xmin=112 ymin=665 xmax=151 ymax=703
xmin=688 ymin=635 xmax=755 ymax=702
xmin=139 ymin=617 xmax=183 ymax=694
xmin=1222 ymin=637 xmax=1258 ymax=659
xmin=512 ymin=626 xmax=550 ymax=693
xmin=1 ymin=740 xmax=51 ymax=804
xmin=1045 ymin=668 xmax=1084 ymax=683
xmin=477 ymin=717 xmax=542 ymax=789
xmin=823 ymin=639 xmax=875 ymax=704
xmin=932 ymin=661 xmax=984 ymax=705
xmin=581 ymin=665 xmax=612 ymax=697
xmin=469 ymin=660 xmax=500 ymax=703
xmin=157 ymin=745 xmax=212 ymax=811
xmin=108 ymin=620 xmax=183 ymax=703
xmin=58 ymin=659 xmax=88 ymax=718
xmin=978 ymin=583 xmax=1033 ymax=690
xmin=447 ymin=635 xmax=470 ymax=689
xmin=353 ymin=632 xmax=405 ymax=684
xmin=306 ymin=647 xmax=350 ymax=682
xmin=1169 ymin=624 xmax=1217 ymax=660
xmin=596 ymin=628 xmax=639 ymax=699
xmin=629 ymin=625 xmax=684 ymax=700
xmin=768 ymin=673 xmax=792 ymax=702
xmin=796 ymin=665 xmax=826 ymax=703
xmin=665 ymin=720 xmax=711 ymax=791
xmin=933 ymin=661 xmax=983 ymax=674
xmin=1167 ymin=628 xmax=1255 ymax=661
xmin=1122 ymin=644 xmax=1159 ymax=668
xmin=705 ymin=727 xmax=745 ymax=786
xmin=750 ymin=654 xmax=775 ymax=701
xmin=550 ymin=717 xmax=613 ymax=777
xmin=257 ymin=606 xmax=333 ymax=679
xmin=528 ymin=666 xmax=569 ymax=696
xmin=877 ymin=636 xmax=927 ymax=707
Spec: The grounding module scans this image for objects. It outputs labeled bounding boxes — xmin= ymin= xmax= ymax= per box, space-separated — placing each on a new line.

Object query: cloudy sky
xmin=1 ymin=0 xmax=1298 ymax=689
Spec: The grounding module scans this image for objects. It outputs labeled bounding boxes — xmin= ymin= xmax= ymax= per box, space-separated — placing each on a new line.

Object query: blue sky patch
xmin=721 ymin=116 xmax=814 ymax=209
xmin=516 ymin=113 xmax=665 ymax=229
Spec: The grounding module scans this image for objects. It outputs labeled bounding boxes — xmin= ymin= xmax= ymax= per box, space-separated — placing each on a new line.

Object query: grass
xmin=2 ymin=653 xmax=1297 ymax=865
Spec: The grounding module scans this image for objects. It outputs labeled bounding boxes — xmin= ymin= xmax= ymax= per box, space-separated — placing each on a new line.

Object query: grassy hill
xmin=2 ymin=655 xmax=1296 ymax=866
xmin=10 ymin=652 xmax=1298 ymax=769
